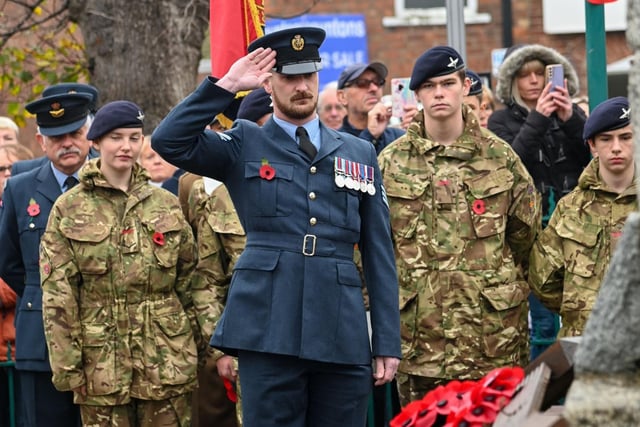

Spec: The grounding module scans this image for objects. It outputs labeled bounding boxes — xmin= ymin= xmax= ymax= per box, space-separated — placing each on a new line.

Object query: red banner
xmin=210 ymin=0 xmax=265 ymax=77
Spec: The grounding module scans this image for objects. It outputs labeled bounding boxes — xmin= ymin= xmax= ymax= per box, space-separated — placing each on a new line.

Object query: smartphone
xmin=545 ymin=64 xmax=564 ymax=92
xmin=391 ymin=77 xmax=418 ymax=119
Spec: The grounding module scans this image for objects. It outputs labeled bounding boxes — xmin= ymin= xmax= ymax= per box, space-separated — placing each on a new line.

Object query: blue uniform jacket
xmin=152 ymin=78 xmax=401 ymax=365
xmin=0 ymin=164 xmax=62 ymax=371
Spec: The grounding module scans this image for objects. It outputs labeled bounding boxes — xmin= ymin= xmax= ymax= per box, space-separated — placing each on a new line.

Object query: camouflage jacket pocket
xmin=152 ymin=311 xmax=198 ymax=385
xmin=145 ymin=215 xmax=184 ymax=268
xmin=59 ymin=218 xmax=110 ymax=275
xmin=466 ymin=169 xmax=513 ymax=238
xmin=82 ymin=323 xmax=119 ymax=396
xmin=385 ymin=175 xmax=428 ymax=240
xmin=480 ymin=282 xmax=529 ymax=358
xmin=555 ymin=217 xmax=601 ymax=278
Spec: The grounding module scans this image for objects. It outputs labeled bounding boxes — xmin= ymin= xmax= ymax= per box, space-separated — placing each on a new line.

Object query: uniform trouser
xmin=237 ymin=350 xmax=372 ymax=427
xmin=191 ymin=349 xmax=238 ymax=427
xmin=79 ymin=393 xmax=192 ymax=427
xmin=17 ymin=369 xmax=81 ymax=427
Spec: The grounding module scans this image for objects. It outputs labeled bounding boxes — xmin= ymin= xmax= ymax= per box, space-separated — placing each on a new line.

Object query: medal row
xmin=334 ymin=157 xmax=376 ymax=196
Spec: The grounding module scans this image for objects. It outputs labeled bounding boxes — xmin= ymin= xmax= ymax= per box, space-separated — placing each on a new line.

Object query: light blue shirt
xmin=273 ymin=115 xmax=321 ymax=153
xmin=50 ymin=163 xmax=81 ymax=193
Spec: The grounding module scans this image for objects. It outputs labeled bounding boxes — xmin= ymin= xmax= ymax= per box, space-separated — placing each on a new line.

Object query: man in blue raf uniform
xmin=0 ymin=92 xmax=92 ymax=427
xmin=152 ymin=26 xmax=401 ymax=427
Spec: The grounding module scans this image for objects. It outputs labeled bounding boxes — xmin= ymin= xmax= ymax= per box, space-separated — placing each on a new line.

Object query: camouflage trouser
xmin=396 ymin=373 xmax=448 ymax=407
xmin=79 ymin=393 xmax=192 ymax=427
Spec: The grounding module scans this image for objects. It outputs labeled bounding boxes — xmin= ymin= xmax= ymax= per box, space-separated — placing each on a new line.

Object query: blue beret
xmin=42 ymin=83 xmax=100 ymax=114
xmin=237 ymin=88 xmax=273 ymax=123
xmin=87 ymin=100 xmax=144 ymax=140
xmin=337 ymin=62 xmax=388 ymax=89
xmin=466 ymin=70 xmax=483 ymax=96
xmin=409 ymin=46 xmax=465 ymax=90
xmin=583 ymin=96 xmax=630 ymax=141
xmin=26 ymin=93 xmax=92 ymax=137
xmin=249 ymin=27 xmax=325 ymax=75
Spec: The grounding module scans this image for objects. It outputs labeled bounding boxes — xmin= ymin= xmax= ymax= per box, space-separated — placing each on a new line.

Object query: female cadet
xmin=40 ymin=101 xmax=199 ymax=427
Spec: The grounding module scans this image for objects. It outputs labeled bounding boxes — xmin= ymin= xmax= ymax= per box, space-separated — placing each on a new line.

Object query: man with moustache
xmin=152 ymin=27 xmax=401 ymax=427
xmin=0 ymin=92 xmax=93 ymax=427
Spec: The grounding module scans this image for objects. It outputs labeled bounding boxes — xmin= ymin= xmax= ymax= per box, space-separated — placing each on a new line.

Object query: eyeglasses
xmin=345 ymin=78 xmax=386 ymax=89
xmin=0 ymin=164 xmax=11 ymax=173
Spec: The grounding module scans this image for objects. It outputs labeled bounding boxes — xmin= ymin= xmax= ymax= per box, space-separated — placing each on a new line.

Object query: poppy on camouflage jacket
xmin=528 ymin=157 xmax=638 ymax=337
xmin=40 ymin=158 xmax=198 ymax=406
xmin=378 ymin=105 xmax=541 ymax=380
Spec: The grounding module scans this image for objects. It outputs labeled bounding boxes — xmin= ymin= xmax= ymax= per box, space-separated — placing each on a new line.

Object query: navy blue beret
xmin=583 ymin=96 xmax=630 ymax=141
xmin=466 ymin=70 xmax=483 ymax=96
xmin=237 ymin=88 xmax=273 ymax=123
xmin=26 ymin=93 xmax=92 ymax=137
xmin=249 ymin=27 xmax=325 ymax=75
xmin=87 ymin=100 xmax=144 ymax=140
xmin=42 ymin=83 xmax=100 ymax=114
xmin=409 ymin=46 xmax=465 ymax=90
xmin=337 ymin=62 xmax=388 ymax=89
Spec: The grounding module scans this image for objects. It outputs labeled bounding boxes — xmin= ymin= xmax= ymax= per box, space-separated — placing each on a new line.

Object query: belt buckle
xmin=303 ymin=234 xmax=317 ymax=256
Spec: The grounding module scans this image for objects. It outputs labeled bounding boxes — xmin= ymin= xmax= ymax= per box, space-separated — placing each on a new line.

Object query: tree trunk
xmin=67 ymin=0 xmax=209 ymax=133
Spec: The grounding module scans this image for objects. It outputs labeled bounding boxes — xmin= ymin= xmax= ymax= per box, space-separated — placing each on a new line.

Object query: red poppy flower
xmin=152 ymin=231 xmax=165 ymax=246
xmin=390 ymin=399 xmax=435 ymax=427
xmin=259 ymin=164 xmax=276 ymax=180
xmin=479 ymin=366 xmax=524 ymax=398
xmin=472 ymin=199 xmax=486 ymax=215
xmin=444 ymin=401 xmax=497 ymax=427
xmin=27 ymin=202 xmax=41 ymax=217
xmin=222 ymin=378 xmax=238 ymax=403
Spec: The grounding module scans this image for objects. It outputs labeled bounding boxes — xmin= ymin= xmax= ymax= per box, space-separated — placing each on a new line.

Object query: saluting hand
xmin=217 ymin=47 xmax=277 ymax=94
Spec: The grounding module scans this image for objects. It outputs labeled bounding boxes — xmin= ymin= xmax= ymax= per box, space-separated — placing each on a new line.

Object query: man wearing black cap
xmin=152 ymin=26 xmax=401 ymax=427
xmin=529 ymin=96 xmax=636 ymax=338
xmin=12 ymin=82 xmax=100 ymax=175
xmin=0 ymin=92 xmax=93 ymax=427
xmin=378 ymin=45 xmax=540 ymax=404
xmin=336 ymin=62 xmax=406 ymax=154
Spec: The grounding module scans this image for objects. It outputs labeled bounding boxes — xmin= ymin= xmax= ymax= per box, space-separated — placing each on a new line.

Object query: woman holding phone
xmin=487 ymin=44 xmax=590 ymax=361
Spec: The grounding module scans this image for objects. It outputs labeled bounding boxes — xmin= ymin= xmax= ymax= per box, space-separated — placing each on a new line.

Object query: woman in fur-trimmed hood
xmin=488 ymin=44 xmax=590 ymax=225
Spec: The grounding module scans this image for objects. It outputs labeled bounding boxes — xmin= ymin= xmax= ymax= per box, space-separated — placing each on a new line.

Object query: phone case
xmin=545 ymin=64 xmax=564 ymax=92
xmin=391 ymin=78 xmax=417 ymax=119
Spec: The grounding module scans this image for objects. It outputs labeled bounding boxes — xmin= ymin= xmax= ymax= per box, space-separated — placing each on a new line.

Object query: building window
xmin=383 ymin=0 xmax=490 ymax=27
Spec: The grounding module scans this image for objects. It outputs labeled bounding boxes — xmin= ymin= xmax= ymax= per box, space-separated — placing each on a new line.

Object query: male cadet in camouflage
xmin=0 ymin=91 xmax=94 ymax=427
xmin=529 ymin=97 xmax=637 ymax=337
xmin=39 ymin=101 xmax=198 ymax=426
xmin=152 ymin=27 xmax=401 ymax=427
xmin=377 ymin=46 xmax=541 ymax=405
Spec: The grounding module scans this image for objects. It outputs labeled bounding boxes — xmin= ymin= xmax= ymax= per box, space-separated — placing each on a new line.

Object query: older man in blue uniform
xmin=152 ymin=27 xmax=401 ymax=427
xmin=0 ymin=93 xmax=93 ymax=427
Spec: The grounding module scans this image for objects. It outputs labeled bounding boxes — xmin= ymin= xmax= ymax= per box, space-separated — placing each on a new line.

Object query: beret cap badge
xmin=291 ymin=34 xmax=305 ymax=51
xmin=49 ymin=103 xmax=65 ymax=118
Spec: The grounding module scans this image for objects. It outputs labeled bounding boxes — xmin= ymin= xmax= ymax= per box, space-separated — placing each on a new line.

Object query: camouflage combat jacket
xmin=378 ymin=105 xmax=540 ymax=380
xmin=528 ymin=158 xmax=637 ymax=337
xmin=40 ymin=159 xmax=198 ymax=406
xmin=191 ymin=183 xmax=246 ymax=341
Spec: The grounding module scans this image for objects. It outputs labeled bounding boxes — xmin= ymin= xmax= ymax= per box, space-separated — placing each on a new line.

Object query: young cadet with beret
xmin=377 ymin=46 xmax=540 ymax=404
xmin=0 ymin=91 xmax=95 ymax=427
xmin=152 ymin=26 xmax=401 ymax=427
xmin=529 ymin=97 xmax=637 ymax=338
xmin=39 ymin=101 xmax=199 ymax=426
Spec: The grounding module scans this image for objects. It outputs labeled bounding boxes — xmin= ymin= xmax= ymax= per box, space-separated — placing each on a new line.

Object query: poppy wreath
xmin=390 ymin=366 xmax=525 ymax=427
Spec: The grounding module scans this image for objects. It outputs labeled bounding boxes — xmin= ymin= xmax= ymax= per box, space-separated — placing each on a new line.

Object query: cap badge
xmin=49 ymin=103 xmax=65 ymax=118
xmin=137 ymin=111 xmax=145 ymax=121
xmin=291 ymin=34 xmax=305 ymax=51
xmin=447 ymin=57 xmax=459 ymax=69
xmin=470 ymin=78 xmax=478 ymax=87
xmin=620 ymin=107 xmax=630 ymax=120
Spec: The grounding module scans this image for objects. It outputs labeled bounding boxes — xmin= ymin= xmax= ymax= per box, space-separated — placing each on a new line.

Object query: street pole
xmin=446 ymin=0 xmax=466 ymax=61
xmin=585 ymin=2 xmax=609 ymax=110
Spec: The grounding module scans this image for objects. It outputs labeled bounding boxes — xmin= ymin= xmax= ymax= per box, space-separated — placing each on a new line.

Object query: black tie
xmin=296 ymin=126 xmax=317 ymax=160
xmin=64 ymin=176 xmax=78 ymax=192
